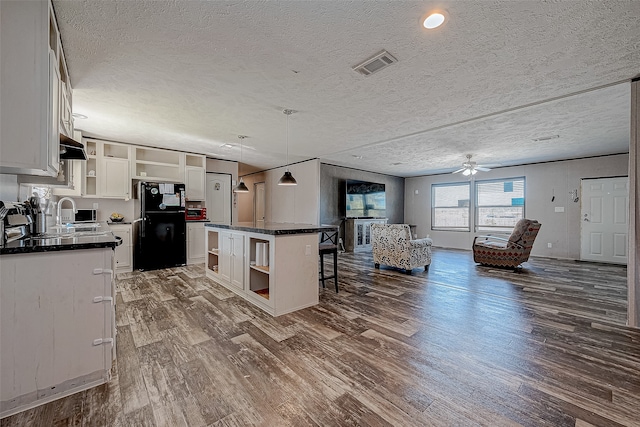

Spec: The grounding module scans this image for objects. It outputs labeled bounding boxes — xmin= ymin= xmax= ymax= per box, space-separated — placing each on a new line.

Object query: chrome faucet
xmin=56 ymin=197 xmax=77 ymax=226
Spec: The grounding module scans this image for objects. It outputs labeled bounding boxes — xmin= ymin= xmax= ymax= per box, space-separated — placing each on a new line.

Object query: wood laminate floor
xmin=2 ymin=249 xmax=638 ymax=427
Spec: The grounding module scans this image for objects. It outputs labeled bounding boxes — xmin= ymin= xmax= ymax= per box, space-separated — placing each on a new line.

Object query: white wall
xmin=237 ymin=159 xmax=320 ymax=225
xmin=405 ymin=154 xmax=629 ymax=260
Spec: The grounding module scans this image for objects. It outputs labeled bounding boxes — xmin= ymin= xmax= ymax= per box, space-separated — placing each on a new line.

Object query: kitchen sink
xmin=50 ymin=222 xmax=102 ymax=232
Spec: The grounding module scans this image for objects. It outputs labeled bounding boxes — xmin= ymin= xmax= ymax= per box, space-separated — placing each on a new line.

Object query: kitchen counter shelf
xmin=134 ymin=159 xmax=181 ymax=167
xmin=250 ymin=264 xmax=270 ymax=274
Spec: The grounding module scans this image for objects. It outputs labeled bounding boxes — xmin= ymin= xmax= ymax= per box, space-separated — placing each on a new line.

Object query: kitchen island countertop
xmin=1 ymin=221 xmax=121 ymax=255
xmin=204 ymin=222 xmax=337 ymax=235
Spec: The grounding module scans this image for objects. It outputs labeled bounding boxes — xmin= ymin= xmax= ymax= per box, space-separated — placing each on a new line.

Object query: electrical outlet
xmin=547 ymin=243 xmax=552 ymax=248
xmin=554 ymin=206 xmax=565 ymax=213
xmin=93 ymin=202 xmax=99 ymax=210
xmin=305 ymin=245 xmax=311 ymax=256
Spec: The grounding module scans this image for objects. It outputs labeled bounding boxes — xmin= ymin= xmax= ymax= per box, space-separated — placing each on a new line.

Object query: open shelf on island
xmin=250 ymin=265 xmax=269 ymax=274
xmin=253 ymin=288 xmax=269 ymax=299
xmin=249 ymin=267 xmax=269 ymax=300
xmin=206 ymin=230 xmax=219 ymax=274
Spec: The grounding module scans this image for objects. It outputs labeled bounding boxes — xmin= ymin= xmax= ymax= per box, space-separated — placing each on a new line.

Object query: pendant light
xmin=234 ymin=135 xmax=249 ymax=193
xmin=278 ymin=109 xmax=297 ymax=186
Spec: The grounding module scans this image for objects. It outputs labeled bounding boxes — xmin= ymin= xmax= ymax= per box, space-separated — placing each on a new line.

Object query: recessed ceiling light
xmin=423 ymin=12 xmax=446 ymax=29
xmin=72 ymin=113 xmax=88 ymax=119
xmin=220 ymin=143 xmax=234 ymax=148
xmin=352 ymin=155 xmax=363 ymax=159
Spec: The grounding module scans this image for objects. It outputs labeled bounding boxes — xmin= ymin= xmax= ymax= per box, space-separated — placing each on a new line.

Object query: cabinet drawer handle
xmin=93 ymin=338 xmax=114 ymax=346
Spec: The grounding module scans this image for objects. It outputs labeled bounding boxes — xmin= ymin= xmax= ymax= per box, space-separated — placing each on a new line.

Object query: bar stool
xmin=319 ymin=229 xmax=339 ymax=292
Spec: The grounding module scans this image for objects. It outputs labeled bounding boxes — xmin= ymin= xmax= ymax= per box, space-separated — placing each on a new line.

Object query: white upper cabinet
xmin=82 ymin=139 xmax=131 ymax=200
xmin=0 ymin=0 xmax=69 ymax=176
xmin=185 ymin=154 xmax=206 ymax=201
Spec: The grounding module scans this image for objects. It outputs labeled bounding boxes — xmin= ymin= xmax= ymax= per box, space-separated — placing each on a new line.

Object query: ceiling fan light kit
xmin=453 ymin=154 xmax=491 ymax=176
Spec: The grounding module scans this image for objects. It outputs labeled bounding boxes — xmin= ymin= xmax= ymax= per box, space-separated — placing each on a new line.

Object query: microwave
xmin=75 ymin=209 xmax=97 ymax=223
xmin=185 ymin=207 xmax=206 ymax=221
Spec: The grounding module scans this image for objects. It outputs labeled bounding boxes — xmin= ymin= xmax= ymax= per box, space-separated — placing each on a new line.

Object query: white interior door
xmin=580 ymin=177 xmax=629 ymax=264
xmin=254 ymin=182 xmax=265 ymax=227
xmin=206 ymin=173 xmax=231 ymax=225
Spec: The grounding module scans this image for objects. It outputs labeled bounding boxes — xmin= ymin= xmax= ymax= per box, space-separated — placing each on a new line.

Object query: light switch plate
xmin=554 ymin=206 xmax=565 ymax=213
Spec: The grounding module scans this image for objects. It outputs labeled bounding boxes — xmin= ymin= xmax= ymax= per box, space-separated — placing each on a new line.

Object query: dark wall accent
xmin=320 ymin=163 xmax=405 ymax=242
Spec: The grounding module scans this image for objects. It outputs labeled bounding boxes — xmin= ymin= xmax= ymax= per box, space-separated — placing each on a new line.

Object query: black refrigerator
xmin=134 ymin=181 xmax=186 ymax=271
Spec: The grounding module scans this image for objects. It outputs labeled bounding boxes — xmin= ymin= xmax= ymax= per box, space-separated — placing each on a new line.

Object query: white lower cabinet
xmin=219 ymin=231 xmax=245 ymax=290
xmin=109 ymin=224 xmax=133 ymax=273
xmin=187 ymin=222 xmax=206 ymax=265
xmin=0 ymin=248 xmax=115 ymax=418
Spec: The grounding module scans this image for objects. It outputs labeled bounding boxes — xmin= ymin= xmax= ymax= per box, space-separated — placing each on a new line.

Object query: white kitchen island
xmin=205 ymin=223 xmax=338 ymax=316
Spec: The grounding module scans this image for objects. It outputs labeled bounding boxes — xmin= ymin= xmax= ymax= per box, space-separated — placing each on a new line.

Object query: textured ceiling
xmin=53 ymin=0 xmax=640 ymax=177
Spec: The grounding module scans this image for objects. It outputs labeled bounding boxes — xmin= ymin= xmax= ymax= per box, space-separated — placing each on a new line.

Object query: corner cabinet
xmin=345 ymin=218 xmax=388 ymax=252
xmin=1 ymin=0 xmax=71 ymax=176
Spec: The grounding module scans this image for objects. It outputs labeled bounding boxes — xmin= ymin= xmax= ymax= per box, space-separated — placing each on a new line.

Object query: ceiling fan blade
xmin=475 ymin=166 xmax=492 ymax=172
xmin=452 ymin=168 xmax=466 ymax=174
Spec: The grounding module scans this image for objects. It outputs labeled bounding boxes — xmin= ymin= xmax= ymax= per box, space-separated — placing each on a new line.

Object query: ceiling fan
xmin=452 ymin=154 xmax=492 ymax=176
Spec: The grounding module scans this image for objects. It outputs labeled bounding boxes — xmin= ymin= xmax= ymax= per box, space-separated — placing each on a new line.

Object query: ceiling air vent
xmin=352 ymin=50 xmax=397 ymax=76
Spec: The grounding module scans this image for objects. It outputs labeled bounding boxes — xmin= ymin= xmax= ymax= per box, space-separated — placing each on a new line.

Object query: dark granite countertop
xmin=204 ymin=222 xmax=338 ymax=235
xmin=1 ymin=221 xmax=121 ymax=255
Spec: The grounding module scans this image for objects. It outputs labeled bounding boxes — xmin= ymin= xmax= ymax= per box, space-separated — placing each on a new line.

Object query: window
xmin=475 ymin=177 xmax=525 ymax=231
xmin=432 ymin=183 xmax=470 ymax=231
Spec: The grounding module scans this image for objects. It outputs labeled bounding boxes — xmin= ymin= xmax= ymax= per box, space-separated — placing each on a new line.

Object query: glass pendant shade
xmin=278 ymin=109 xmax=297 ymax=186
xmin=234 ymin=177 xmax=249 ymax=192
xmin=278 ymin=169 xmax=297 ymax=185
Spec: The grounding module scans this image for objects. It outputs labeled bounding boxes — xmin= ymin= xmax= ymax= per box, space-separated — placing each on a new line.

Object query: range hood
xmin=60 ymin=134 xmax=87 ymax=160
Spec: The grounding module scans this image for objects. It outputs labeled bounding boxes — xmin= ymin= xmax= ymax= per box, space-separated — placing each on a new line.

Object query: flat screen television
xmin=345 ymin=180 xmax=386 ymax=218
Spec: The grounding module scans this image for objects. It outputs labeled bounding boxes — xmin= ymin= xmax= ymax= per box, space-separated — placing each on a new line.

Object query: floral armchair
xmin=473 ymin=219 xmax=542 ymax=268
xmin=371 ymin=224 xmax=433 ymax=275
